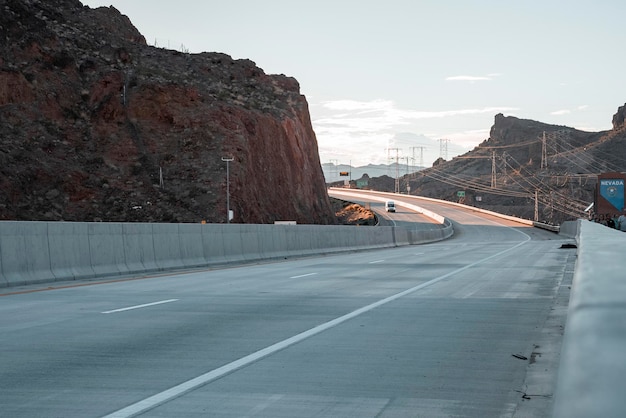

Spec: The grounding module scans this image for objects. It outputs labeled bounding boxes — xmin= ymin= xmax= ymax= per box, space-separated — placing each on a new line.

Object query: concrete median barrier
xmin=152 ymin=223 xmax=184 ymax=271
xmin=48 ymin=222 xmax=94 ymax=281
xmin=177 ymin=223 xmax=207 ymax=268
xmin=88 ymin=223 xmax=126 ymax=278
xmin=201 ymin=224 xmax=227 ymax=264
xmin=123 ymin=223 xmax=158 ymax=273
xmin=0 ymin=217 xmax=454 ymax=288
xmin=0 ymin=221 xmax=52 ymax=286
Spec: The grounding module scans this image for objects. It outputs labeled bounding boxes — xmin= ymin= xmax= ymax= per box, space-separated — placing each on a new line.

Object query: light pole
xmin=221 ymin=156 xmax=234 ymax=223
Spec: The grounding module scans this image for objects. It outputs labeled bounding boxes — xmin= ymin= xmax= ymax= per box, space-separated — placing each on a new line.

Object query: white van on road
xmin=385 ymin=201 xmax=396 ymax=212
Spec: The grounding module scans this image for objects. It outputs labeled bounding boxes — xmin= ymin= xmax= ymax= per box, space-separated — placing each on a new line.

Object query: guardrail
xmin=553 ymin=219 xmax=626 ymax=417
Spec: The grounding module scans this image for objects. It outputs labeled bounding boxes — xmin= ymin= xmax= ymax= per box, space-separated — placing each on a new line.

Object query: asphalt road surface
xmin=0 ymin=193 xmax=574 ymax=417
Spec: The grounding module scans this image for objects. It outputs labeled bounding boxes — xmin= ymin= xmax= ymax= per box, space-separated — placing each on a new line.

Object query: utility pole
xmin=221 ymin=156 xmax=234 ymax=223
xmin=349 ymin=160 xmax=352 ymax=182
xmin=491 ymin=151 xmax=497 ymax=188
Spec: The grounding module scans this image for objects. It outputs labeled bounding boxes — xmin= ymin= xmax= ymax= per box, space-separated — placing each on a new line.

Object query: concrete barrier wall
xmin=557 ymin=220 xmax=579 ymax=238
xmin=0 ymin=222 xmax=52 ymax=286
xmin=48 ymin=222 xmax=94 ymax=281
xmin=0 ymin=219 xmax=452 ymax=288
xmin=553 ymin=220 xmax=626 ymax=417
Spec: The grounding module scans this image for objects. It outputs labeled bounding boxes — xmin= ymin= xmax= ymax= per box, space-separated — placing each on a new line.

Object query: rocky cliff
xmin=0 ymin=0 xmax=335 ymax=224
xmin=416 ymin=108 xmax=626 ymax=223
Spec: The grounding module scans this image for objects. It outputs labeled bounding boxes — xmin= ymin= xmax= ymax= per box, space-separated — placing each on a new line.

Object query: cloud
xmin=312 ymin=99 xmax=518 ymax=166
xmin=321 ymin=99 xmax=393 ymax=112
xmin=446 ymin=75 xmax=492 ymax=82
xmin=320 ymin=99 xmax=517 ymax=122
xmin=445 ymin=129 xmax=491 ymax=148
xmin=550 ymin=106 xmax=589 ymax=116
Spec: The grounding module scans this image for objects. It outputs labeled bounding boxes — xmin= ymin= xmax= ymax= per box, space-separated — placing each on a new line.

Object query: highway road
xmin=0 ymin=193 xmax=574 ymax=417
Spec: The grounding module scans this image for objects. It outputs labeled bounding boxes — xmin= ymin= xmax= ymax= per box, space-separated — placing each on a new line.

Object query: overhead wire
xmin=418 ymin=160 xmax=531 ymax=198
xmin=501 ymin=158 xmax=586 ymax=218
xmin=420 ymin=169 xmax=529 ymax=198
xmin=421 ymin=147 xmax=587 ymax=219
xmin=411 ymin=127 xmax=626 ymax=220
xmin=504 ymin=152 xmax=586 ymax=205
xmin=545 ymin=136 xmax=624 ymax=174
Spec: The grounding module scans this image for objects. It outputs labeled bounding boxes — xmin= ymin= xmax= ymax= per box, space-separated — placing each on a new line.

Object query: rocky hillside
xmin=0 ymin=0 xmax=335 ymax=224
xmin=344 ymin=107 xmax=626 ymax=225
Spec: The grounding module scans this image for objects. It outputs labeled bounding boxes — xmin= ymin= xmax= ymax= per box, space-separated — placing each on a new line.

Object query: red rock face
xmin=0 ymin=0 xmax=335 ymax=224
xmin=612 ymin=103 xmax=626 ymax=131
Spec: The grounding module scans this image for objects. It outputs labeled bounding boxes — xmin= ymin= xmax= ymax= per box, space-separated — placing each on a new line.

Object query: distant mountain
xmin=322 ymin=162 xmax=424 ymax=183
xmin=341 ymin=107 xmax=626 ymax=224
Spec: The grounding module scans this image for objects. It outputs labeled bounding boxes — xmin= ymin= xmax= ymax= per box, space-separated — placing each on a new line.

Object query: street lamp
xmin=221 ymin=156 xmax=234 ymax=223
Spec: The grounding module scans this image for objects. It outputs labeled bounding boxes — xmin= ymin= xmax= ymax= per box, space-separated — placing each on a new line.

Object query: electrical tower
xmin=329 ymin=159 xmax=338 ymax=182
xmin=501 ymin=151 xmax=508 ymax=178
xmin=439 ymin=139 xmax=450 ymax=160
xmin=534 ymin=189 xmax=539 ymax=221
xmin=404 ymin=156 xmax=412 ymax=193
xmin=410 ymin=146 xmax=426 ymax=170
xmin=541 ymin=131 xmax=547 ymax=169
xmin=541 ymin=129 xmax=571 ymax=169
xmin=491 ymin=151 xmax=497 ymax=188
xmin=386 ymin=148 xmax=401 ymax=193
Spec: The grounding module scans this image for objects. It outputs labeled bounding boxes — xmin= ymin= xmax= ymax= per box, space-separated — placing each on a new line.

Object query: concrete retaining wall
xmin=553 ymin=220 xmax=626 ymax=417
xmin=0 ymin=220 xmax=452 ymax=288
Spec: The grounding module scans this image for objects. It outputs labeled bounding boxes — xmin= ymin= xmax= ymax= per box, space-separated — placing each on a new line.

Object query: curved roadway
xmin=0 ymin=191 xmax=574 ymax=417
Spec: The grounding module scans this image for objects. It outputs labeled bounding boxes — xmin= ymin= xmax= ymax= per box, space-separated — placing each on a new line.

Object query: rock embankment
xmin=0 ymin=0 xmax=335 ymax=224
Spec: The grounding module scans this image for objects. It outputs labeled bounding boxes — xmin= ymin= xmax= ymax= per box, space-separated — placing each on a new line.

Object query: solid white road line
xmin=289 ymin=273 xmax=318 ymax=279
xmin=102 ymin=234 xmax=530 ymax=418
xmin=101 ymin=299 xmax=179 ymax=314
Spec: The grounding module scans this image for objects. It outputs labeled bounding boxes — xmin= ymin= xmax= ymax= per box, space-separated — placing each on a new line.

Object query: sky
xmin=81 ymin=0 xmax=626 ymax=167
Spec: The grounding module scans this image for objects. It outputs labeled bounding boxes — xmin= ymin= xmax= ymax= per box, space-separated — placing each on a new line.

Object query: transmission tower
xmin=329 ymin=159 xmax=338 ymax=182
xmin=541 ymin=131 xmax=547 ymax=169
xmin=491 ymin=151 xmax=497 ymax=188
xmin=534 ymin=189 xmax=539 ymax=221
xmin=439 ymin=139 xmax=450 ymax=160
xmin=410 ymin=146 xmax=426 ymax=169
xmin=386 ymin=148 xmax=401 ymax=193
xmin=541 ymin=129 xmax=571 ymax=169
xmin=404 ymin=156 xmax=412 ymax=193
